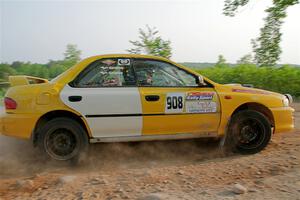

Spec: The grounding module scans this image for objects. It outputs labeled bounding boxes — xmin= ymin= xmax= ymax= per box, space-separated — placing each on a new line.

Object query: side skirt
xmin=89 ymin=132 xmax=219 ymax=143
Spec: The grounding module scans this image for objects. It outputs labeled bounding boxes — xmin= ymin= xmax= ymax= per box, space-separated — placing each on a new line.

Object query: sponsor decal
xmin=100 ymin=66 xmax=124 ymax=70
xmin=186 ymin=92 xmax=214 ymax=100
xmin=118 ymin=59 xmax=130 ymax=65
xmin=101 ymin=59 xmax=116 ymax=65
xmin=185 ymin=91 xmax=217 ymax=113
xmin=100 ymin=71 xmax=122 ymax=75
xmin=186 ymin=101 xmax=217 ymax=113
xmin=164 ymin=91 xmax=218 ymax=114
xmin=232 ymin=88 xmax=269 ymax=95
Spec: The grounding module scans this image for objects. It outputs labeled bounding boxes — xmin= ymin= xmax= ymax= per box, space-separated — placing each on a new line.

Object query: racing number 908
xmin=167 ymin=96 xmax=183 ymax=110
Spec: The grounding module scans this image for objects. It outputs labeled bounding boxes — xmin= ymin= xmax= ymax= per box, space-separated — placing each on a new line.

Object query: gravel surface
xmin=0 ymin=104 xmax=299 ymax=200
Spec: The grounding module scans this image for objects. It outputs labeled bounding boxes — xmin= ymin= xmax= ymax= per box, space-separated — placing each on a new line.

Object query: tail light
xmin=4 ymin=97 xmax=17 ymax=110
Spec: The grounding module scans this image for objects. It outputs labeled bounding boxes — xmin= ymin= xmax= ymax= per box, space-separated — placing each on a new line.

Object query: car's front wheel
xmin=225 ymin=110 xmax=272 ymax=154
xmin=37 ymin=117 xmax=89 ymax=162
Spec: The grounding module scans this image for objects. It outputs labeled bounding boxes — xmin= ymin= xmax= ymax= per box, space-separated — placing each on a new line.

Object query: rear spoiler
xmin=8 ymin=76 xmax=49 ymax=87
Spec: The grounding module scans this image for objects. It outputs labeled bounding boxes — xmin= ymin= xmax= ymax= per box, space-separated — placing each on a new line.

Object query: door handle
xmin=145 ymin=95 xmax=160 ymax=102
xmin=68 ymin=96 xmax=82 ymax=102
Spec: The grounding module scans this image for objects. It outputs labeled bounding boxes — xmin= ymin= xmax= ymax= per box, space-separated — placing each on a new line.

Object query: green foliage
xmin=0 ymin=44 xmax=79 ymax=81
xmin=0 ymin=44 xmax=80 ymax=98
xmin=0 ymin=60 xmax=73 ymax=83
xmin=127 ymin=25 xmax=172 ymax=58
xmin=0 ymin=89 xmax=5 ymax=98
xmin=64 ymin=44 xmax=82 ymax=64
xmin=223 ymin=0 xmax=298 ymax=17
xmin=0 ymin=64 xmax=16 ymax=81
xmin=224 ymin=0 xmax=299 ymax=66
xmin=15 ymin=63 xmax=50 ymax=78
xmin=47 ymin=60 xmax=71 ymax=78
xmin=198 ymin=64 xmax=300 ymax=97
xmin=237 ymin=54 xmax=253 ymax=65
xmin=252 ymin=5 xmax=284 ymax=66
xmin=216 ymin=55 xmax=227 ymax=68
xmin=223 ymin=0 xmax=250 ymax=16
xmin=8 ymin=43 xmax=82 ymax=81
xmin=179 ymin=62 xmax=216 ymax=69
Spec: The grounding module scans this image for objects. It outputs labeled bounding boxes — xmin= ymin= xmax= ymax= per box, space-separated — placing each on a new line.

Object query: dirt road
xmin=0 ymin=105 xmax=299 ymax=200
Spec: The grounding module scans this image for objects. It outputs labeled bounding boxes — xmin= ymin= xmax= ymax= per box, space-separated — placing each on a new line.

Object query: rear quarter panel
xmin=3 ymin=82 xmax=89 ymax=139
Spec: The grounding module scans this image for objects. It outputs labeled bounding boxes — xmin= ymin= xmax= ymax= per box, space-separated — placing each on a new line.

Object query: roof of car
xmin=83 ymin=54 xmax=171 ymax=63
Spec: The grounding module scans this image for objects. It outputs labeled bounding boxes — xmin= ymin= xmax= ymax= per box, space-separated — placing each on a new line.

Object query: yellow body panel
xmin=214 ymin=84 xmax=294 ymax=135
xmin=0 ymin=112 xmax=39 ymax=139
xmin=270 ymin=107 xmax=294 ymax=133
xmin=139 ymin=87 xmax=221 ymax=135
xmin=0 ymin=54 xmax=295 ymax=140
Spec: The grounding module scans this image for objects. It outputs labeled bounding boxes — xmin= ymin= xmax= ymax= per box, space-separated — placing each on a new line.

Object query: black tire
xmin=225 ymin=110 xmax=272 ymax=154
xmin=37 ymin=117 xmax=89 ymax=162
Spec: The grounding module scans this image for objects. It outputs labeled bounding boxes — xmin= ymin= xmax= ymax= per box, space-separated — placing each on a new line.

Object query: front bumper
xmin=271 ymin=106 xmax=295 ymax=134
xmin=0 ymin=112 xmax=39 ymax=139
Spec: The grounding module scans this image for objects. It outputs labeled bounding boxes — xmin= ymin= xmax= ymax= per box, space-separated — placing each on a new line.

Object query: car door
xmin=60 ymin=58 xmax=143 ymax=138
xmin=133 ymin=59 xmax=221 ymax=136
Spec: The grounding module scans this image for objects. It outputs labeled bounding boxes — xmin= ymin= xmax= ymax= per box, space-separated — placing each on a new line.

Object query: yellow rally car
xmin=0 ymin=54 xmax=294 ymax=161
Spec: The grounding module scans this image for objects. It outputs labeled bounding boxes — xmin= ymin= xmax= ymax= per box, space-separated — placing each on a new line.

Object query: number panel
xmin=165 ymin=93 xmax=185 ymax=113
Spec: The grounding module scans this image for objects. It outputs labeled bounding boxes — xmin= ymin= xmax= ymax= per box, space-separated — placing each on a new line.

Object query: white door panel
xmin=60 ymin=85 xmax=142 ymax=115
xmin=60 ymin=85 xmax=142 ymax=137
xmin=88 ymin=117 xmax=142 ymax=137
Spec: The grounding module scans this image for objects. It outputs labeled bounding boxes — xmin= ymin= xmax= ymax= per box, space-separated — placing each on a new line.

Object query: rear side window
xmin=70 ymin=58 xmax=136 ymax=87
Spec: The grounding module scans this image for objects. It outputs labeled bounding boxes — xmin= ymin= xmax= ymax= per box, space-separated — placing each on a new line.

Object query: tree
xmin=237 ymin=54 xmax=253 ymax=64
xmin=15 ymin=63 xmax=49 ymax=79
xmin=223 ymin=0 xmax=299 ymax=66
xmin=0 ymin=63 xmax=16 ymax=81
xmin=64 ymin=44 xmax=81 ymax=64
xmin=10 ymin=61 xmax=23 ymax=70
xmin=48 ymin=63 xmax=67 ymax=78
xmin=127 ymin=25 xmax=172 ymax=58
xmin=216 ymin=55 xmax=227 ymax=67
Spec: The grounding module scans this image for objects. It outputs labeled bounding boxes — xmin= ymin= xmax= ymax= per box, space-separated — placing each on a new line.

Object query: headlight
xmin=282 ymin=97 xmax=289 ymax=107
xmin=283 ymin=94 xmax=293 ymax=107
xmin=285 ymin=94 xmax=293 ymax=104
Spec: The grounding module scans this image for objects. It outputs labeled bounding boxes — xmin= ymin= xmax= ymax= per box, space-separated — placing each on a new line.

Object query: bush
xmin=0 ymin=89 xmax=5 ymax=105
xmin=0 ymin=89 xmax=5 ymax=97
xmin=197 ymin=64 xmax=300 ymax=98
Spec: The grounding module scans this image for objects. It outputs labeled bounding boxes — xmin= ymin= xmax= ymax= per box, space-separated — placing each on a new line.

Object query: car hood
xmin=222 ymin=83 xmax=284 ymax=98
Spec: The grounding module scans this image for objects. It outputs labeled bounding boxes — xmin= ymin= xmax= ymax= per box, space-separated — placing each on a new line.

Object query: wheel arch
xmin=32 ymin=110 xmax=91 ymax=146
xmin=231 ymin=102 xmax=275 ymax=128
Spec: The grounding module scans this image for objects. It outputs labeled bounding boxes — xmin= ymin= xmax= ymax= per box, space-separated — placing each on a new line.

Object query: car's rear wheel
xmin=37 ymin=117 xmax=89 ymax=162
xmin=225 ymin=110 xmax=272 ymax=154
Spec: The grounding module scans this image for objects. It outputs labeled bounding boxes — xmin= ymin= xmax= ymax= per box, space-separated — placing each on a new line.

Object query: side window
xmin=70 ymin=58 xmax=136 ymax=87
xmin=133 ymin=60 xmax=198 ymax=87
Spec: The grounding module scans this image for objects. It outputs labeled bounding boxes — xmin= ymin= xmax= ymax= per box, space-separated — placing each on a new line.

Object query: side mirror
xmin=198 ymin=76 xmax=205 ymax=86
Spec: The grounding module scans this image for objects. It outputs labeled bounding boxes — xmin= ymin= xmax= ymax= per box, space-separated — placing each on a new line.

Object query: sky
xmin=0 ymin=0 xmax=300 ymax=64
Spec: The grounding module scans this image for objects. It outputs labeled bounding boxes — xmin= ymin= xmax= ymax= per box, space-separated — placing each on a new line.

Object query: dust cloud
xmin=0 ymin=105 xmax=231 ymax=179
xmin=0 ymin=135 xmax=43 ymax=178
xmin=0 ymin=134 xmax=229 ymax=179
